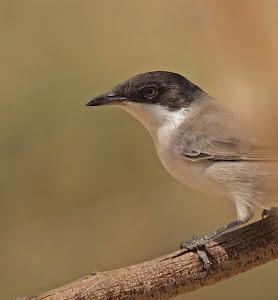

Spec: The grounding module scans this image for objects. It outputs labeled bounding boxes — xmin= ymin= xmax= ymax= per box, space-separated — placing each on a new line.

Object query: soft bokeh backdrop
xmin=1 ymin=1 xmax=278 ymax=299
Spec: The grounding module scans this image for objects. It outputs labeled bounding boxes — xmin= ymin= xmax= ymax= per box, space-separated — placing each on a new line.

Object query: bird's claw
xmin=180 ymin=235 xmax=206 ymax=250
xmin=196 ymin=248 xmax=214 ymax=277
xmin=180 ymin=236 xmax=216 ymax=276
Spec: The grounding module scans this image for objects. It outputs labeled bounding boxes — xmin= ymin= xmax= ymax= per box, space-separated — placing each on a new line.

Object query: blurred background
xmin=1 ymin=1 xmax=278 ymax=299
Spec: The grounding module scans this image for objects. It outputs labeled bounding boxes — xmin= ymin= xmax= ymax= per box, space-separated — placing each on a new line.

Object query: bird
xmin=86 ymin=71 xmax=278 ymax=251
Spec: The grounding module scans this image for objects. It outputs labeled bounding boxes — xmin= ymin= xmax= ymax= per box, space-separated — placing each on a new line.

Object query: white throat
xmin=120 ymin=102 xmax=188 ymax=142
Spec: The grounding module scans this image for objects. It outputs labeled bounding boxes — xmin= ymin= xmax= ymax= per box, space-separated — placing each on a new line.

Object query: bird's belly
xmin=158 ymin=149 xmax=278 ymax=207
xmin=156 ymin=149 xmax=221 ymax=196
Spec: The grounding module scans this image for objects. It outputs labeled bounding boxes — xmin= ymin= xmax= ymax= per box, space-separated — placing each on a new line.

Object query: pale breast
xmin=155 ymin=143 xmax=213 ymax=194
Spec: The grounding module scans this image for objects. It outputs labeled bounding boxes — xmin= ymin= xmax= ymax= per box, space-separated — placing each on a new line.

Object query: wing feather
xmin=175 ymin=100 xmax=278 ymax=162
xmin=178 ymin=131 xmax=278 ymax=162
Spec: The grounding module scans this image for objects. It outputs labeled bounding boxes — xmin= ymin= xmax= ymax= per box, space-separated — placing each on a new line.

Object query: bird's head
xmin=86 ymin=71 xmax=206 ymax=135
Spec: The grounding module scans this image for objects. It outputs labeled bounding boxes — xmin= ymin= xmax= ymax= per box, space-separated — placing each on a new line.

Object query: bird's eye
xmin=143 ymin=86 xmax=158 ymax=99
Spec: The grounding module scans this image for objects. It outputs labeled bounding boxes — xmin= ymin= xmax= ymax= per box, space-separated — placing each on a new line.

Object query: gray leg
xmin=179 ymin=219 xmax=246 ymax=276
xmin=180 ymin=198 xmax=255 ymax=250
xmin=180 ymin=219 xmax=245 ymax=250
xmin=179 ymin=198 xmax=255 ymax=273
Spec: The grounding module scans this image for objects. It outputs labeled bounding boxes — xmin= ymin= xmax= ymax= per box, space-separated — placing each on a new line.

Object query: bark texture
xmin=15 ymin=214 xmax=278 ymax=300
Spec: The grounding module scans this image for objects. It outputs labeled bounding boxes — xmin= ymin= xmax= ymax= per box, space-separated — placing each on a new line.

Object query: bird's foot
xmin=180 ymin=236 xmax=215 ymax=276
xmin=180 ymin=235 xmax=207 ymax=250
xmin=262 ymin=207 xmax=278 ymax=219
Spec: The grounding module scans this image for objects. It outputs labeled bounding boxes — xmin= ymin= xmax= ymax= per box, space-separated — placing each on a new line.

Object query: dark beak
xmin=86 ymin=92 xmax=127 ymax=106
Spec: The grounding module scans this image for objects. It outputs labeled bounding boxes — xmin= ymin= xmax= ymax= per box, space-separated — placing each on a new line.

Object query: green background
xmin=1 ymin=1 xmax=278 ymax=299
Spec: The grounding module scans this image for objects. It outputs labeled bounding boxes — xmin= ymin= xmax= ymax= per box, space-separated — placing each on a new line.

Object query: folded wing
xmin=177 ymin=131 xmax=278 ymax=162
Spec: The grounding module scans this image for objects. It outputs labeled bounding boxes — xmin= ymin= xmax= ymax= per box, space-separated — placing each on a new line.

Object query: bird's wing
xmin=174 ymin=97 xmax=278 ymax=162
xmin=176 ymin=129 xmax=247 ymax=161
xmin=240 ymin=145 xmax=278 ymax=161
xmin=176 ymin=131 xmax=278 ymax=162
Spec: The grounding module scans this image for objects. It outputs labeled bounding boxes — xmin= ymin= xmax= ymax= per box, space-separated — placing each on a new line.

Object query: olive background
xmin=1 ymin=1 xmax=278 ymax=299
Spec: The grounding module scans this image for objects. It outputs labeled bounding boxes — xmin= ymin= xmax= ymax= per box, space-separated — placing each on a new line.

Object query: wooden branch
xmin=15 ymin=213 xmax=278 ymax=300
